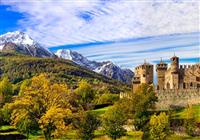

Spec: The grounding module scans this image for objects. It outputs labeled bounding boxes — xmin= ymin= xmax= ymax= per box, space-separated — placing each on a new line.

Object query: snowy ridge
xmin=55 ymin=49 xmax=134 ymax=84
xmin=0 ymin=31 xmax=55 ymax=58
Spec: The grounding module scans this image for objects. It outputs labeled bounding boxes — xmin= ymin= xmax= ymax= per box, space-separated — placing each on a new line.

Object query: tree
xmin=74 ymin=112 xmax=100 ymax=140
xmin=95 ymin=93 xmax=119 ymax=105
xmin=18 ymin=79 xmax=31 ymax=96
xmin=0 ymin=109 xmax=4 ymax=127
xmin=15 ymin=115 xmax=38 ymax=139
xmin=39 ymin=107 xmax=72 ymax=139
xmin=102 ymin=105 xmax=127 ymax=140
xmin=131 ymin=84 xmax=157 ymax=131
xmin=149 ymin=112 xmax=170 ymax=140
xmin=7 ymin=74 xmax=72 ymax=140
xmin=75 ymin=80 xmax=95 ymax=110
xmin=0 ymin=77 xmax=13 ymax=105
xmin=184 ymin=105 xmax=197 ymax=136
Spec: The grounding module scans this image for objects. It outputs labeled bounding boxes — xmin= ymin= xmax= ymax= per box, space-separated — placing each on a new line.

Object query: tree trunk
xmin=44 ymin=131 xmax=51 ymax=140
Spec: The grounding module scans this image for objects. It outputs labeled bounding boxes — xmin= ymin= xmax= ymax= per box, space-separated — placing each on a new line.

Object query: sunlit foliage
xmin=6 ymin=74 xmax=72 ymax=140
xmin=149 ymin=112 xmax=170 ymax=140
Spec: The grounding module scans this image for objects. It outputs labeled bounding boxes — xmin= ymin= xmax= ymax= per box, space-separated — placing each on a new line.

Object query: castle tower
xmin=156 ymin=59 xmax=168 ymax=90
xmin=164 ymin=55 xmax=180 ymax=89
xmin=132 ymin=76 xmax=140 ymax=93
xmin=132 ymin=61 xmax=153 ymax=92
xmin=170 ymin=55 xmax=179 ymax=73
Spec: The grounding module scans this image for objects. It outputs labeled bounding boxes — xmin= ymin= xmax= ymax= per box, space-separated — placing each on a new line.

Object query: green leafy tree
xmin=131 ymin=84 xmax=157 ymax=131
xmin=75 ymin=112 xmax=100 ymax=140
xmin=15 ymin=115 xmax=38 ymax=139
xmin=96 ymin=93 xmax=119 ymax=105
xmin=75 ymin=80 xmax=95 ymax=109
xmin=102 ymin=105 xmax=127 ymax=140
xmin=0 ymin=109 xmax=4 ymax=127
xmin=184 ymin=105 xmax=197 ymax=136
xmin=149 ymin=112 xmax=170 ymax=140
xmin=0 ymin=77 xmax=13 ymax=105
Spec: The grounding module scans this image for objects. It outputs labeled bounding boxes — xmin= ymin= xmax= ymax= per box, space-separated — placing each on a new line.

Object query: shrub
xmin=149 ymin=112 xmax=170 ymax=140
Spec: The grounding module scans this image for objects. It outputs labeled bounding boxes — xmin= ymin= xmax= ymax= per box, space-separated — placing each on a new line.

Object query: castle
xmin=132 ymin=55 xmax=200 ymax=92
xmin=131 ymin=55 xmax=200 ymax=109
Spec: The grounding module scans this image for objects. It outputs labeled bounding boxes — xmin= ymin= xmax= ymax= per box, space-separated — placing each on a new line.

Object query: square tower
xmin=132 ymin=62 xmax=153 ymax=92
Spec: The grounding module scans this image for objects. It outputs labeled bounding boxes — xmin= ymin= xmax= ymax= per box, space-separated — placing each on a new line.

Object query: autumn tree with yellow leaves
xmin=6 ymin=74 xmax=73 ymax=140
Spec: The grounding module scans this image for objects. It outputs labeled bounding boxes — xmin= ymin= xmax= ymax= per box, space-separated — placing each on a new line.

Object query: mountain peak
xmin=0 ymin=31 xmax=55 ymax=58
xmin=55 ymin=49 xmax=134 ymax=84
xmin=0 ymin=31 xmax=34 ymax=46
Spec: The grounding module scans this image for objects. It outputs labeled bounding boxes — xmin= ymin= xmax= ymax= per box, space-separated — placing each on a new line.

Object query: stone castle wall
xmin=156 ymin=89 xmax=200 ymax=109
xmin=120 ymin=89 xmax=200 ymax=110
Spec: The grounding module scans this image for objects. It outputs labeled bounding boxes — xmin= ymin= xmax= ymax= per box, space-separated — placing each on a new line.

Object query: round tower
xmin=156 ymin=60 xmax=168 ymax=90
xmin=170 ymin=55 xmax=179 ymax=73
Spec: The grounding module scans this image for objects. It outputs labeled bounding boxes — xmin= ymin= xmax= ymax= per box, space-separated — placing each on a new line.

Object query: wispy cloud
xmin=49 ymin=32 xmax=199 ymax=68
xmin=1 ymin=0 xmax=199 ymax=47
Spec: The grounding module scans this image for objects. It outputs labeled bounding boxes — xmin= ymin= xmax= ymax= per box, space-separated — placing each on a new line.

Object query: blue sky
xmin=0 ymin=0 xmax=199 ymax=69
xmin=0 ymin=5 xmax=24 ymax=34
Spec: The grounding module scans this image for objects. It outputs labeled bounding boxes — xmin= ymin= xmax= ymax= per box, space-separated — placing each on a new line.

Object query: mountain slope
xmin=0 ymin=31 xmax=55 ymax=58
xmin=55 ymin=49 xmax=134 ymax=84
xmin=0 ymin=52 xmax=130 ymax=93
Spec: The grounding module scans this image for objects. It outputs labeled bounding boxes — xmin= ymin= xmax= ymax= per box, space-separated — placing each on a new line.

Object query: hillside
xmin=0 ymin=52 xmax=130 ymax=93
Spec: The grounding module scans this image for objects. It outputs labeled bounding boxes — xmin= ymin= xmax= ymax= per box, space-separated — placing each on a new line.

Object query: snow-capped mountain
xmin=0 ymin=31 xmax=55 ymax=58
xmin=55 ymin=49 xmax=134 ymax=84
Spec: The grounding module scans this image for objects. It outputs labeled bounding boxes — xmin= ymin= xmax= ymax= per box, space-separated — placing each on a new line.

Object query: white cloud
xmin=2 ymin=0 xmax=199 ymax=47
xmin=69 ymin=32 xmax=200 ymax=69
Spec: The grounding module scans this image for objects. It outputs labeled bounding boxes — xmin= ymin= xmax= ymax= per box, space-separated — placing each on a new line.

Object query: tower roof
xmin=159 ymin=57 xmax=167 ymax=64
xmin=170 ymin=55 xmax=179 ymax=61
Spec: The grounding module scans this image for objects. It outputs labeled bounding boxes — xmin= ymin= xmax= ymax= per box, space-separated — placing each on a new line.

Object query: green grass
xmin=93 ymin=131 xmax=143 ymax=140
xmin=28 ymin=131 xmax=43 ymax=140
xmin=0 ymin=131 xmax=20 ymax=135
xmin=0 ymin=125 xmax=20 ymax=136
xmin=91 ymin=106 xmax=112 ymax=116
xmin=173 ymin=104 xmax=200 ymax=120
xmin=0 ymin=125 xmax=15 ymax=131
xmin=167 ymin=134 xmax=200 ymax=140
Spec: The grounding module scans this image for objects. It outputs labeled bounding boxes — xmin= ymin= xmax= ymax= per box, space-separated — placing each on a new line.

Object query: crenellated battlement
xmin=156 ymin=63 xmax=168 ymax=68
xmin=179 ymin=64 xmax=200 ymax=70
xmin=135 ymin=63 xmax=153 ymax=70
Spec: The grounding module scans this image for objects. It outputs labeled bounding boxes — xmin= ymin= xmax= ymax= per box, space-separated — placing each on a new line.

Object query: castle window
xmin=183 ymin=83 xmax=186 ymax=89
xmin=143 ymin=74 xmax=146 ymax=77
xmin=190 ymin=82 xmax=193 ymax=88
xmin=196 ymin=77 xmax=200 ymax=82
xmin=167 ymin=83 xmax=170 ymax=89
